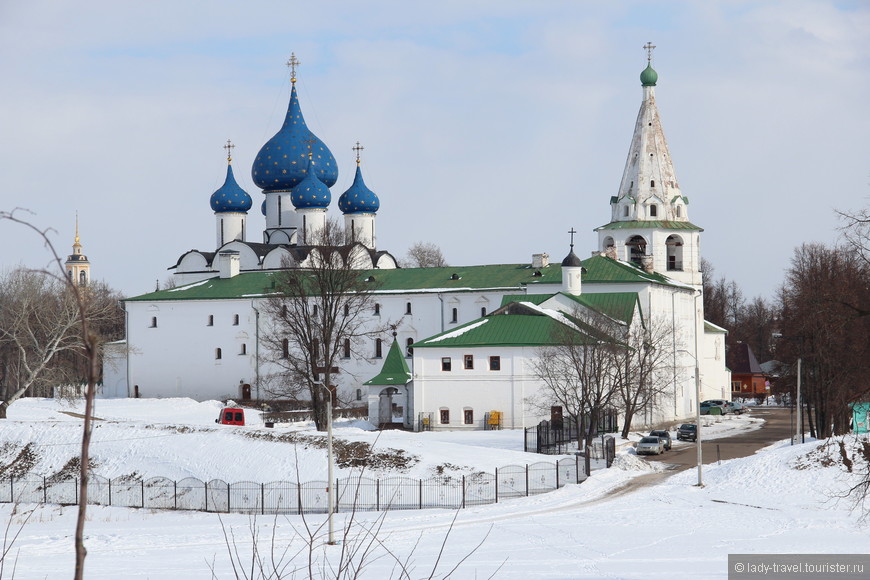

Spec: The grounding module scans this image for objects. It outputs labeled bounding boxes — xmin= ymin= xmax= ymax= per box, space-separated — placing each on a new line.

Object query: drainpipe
xmin=124 ymin=306 xmax=131 ymax=398
xmin=437 ymin=293 xmax=445 ymax=333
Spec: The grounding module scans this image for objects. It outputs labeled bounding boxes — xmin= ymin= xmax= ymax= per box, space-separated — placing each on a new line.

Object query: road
xmin=647 ymin=406 xmax=796 ymax=470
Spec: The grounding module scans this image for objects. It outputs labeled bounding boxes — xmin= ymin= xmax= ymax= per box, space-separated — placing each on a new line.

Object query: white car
xmin=636 ymin=436 xmax=665 ymax=455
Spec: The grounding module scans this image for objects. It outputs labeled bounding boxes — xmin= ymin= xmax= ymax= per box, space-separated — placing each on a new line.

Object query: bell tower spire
xmin=65 ymin=212 xmax=91 ymax=287
xmin=595 ymin=45 xmax=703 ymax=288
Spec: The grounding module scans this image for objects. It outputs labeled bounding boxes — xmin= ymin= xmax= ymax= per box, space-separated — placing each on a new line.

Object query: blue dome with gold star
xmin=291 ymin=157 xmax=331 ymax=209
xmin=338 ymin=165 xmax=380 ymax=214
xmin=252 ymin=84 xmax=338 ymax=192
xmin=210 ymin=163 xmax=252 ymax=213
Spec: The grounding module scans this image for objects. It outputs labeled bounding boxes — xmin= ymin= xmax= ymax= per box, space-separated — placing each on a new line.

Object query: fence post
xmin=108 ymin=478 xmax=112 ymax=507
xmin=494 ymin=467 xmax=498 ymax=504
xmin=334 ymin=478 xmax=339 ymax=514
xmin=227 ymin=481 xmax=231 ymax=513
xmin=75 ymin=477 xmax=78 ymax=504
xmin=525 ymin=465 xmax=529 ymax=497
xmin=174 ymin=480 xmax=177 ymax=510
xmin=555 ymin=462 xmax=560 ymax=489
xmin=575 ymin=453 xmax=580 ymax=483
xmin=141 ymin=480 xmax=145 ymax=508
xmin=43 ymin=476 xmax=47 ymax=504
xmin=9 ymin=477 xmax=13 ymax=503
xmin=419 ymin=479 xmax=422 ymax=509
xmin=261 ymin=483 xmax=265 ymax=516
xmin=585 ymin=447 xmax=591 ymax=477
xmin=376 ymin=479 xmax=380 ymax=512
xmin=204 ymin=481 xmax=208 ymax=512
xmin=297 ymin=483 xmax=302 ymax=515
xmin=461 ymin=475 xmax=466 ymax=509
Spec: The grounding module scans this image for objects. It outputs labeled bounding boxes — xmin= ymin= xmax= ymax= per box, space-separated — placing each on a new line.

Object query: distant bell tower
xmin=595 ymin=43 xmax=703 ymax=288
xmin=65 ymin=214 xmax=91 ymax=287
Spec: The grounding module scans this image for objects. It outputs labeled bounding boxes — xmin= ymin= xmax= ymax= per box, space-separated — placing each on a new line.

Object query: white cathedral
xmin=103 ymin=50 xmax=730 ymax=432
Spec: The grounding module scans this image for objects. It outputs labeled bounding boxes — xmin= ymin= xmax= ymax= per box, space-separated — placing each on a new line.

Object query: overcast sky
xmin=1 ymin=1 xmax=867 ymax=300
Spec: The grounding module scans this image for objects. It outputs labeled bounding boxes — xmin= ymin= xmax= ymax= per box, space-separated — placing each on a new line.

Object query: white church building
xmin=104 ymin=49 xmax=730 ymax=432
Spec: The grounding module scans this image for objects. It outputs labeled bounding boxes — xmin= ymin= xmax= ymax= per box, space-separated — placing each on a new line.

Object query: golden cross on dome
xmin=643 ymin=42 xmax=656 ymax=62
xmin=353 ymin=141 xmax=364 ymax=165
xmin=568 ymin=227 xmax=577 ymax=249
xmin=224 ymin=139 xmax=235 ymax=163
xmin=287 ymin=53 xmax=301 ymax=83
xmin=303 ymin=136 xmax=317 ymax=160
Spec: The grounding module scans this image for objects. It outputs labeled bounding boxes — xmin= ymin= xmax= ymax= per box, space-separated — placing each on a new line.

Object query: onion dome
xmin=338 ymin=164 xmax=380 ymax=214
xmin=561 ymin=248 xmax=583 ymax=267
xmin=251 ymin=83 xmax=338 ymax=192
xmin=260 ymin=199 xmax=266 ymax=216
xmin=210 ymin=162 xmax=252 ymax=213
xmin=291 ymin=156 xmax=331 ymax=209
xmin=640 ymin=63 xmax=658 ymax=87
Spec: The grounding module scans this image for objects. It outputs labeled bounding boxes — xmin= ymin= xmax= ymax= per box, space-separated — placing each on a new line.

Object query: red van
xmin=216 ymin=407 xmax=245 ymax=426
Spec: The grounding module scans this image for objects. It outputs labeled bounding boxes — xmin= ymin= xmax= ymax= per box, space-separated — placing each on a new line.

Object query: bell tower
xmin=65 ymin=214 xmax=91 ymax=287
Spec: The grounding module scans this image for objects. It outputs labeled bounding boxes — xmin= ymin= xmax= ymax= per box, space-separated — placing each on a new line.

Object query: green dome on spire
xmin=640 ymin=64 xmax=658 ymax=87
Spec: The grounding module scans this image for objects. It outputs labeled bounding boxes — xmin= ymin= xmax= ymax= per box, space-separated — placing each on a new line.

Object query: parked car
xmin=702 ymin=400 xmax=730 ymax=414
xmin=649 ymin=429 xmax=672 ymax=450
xmin=636 ymin=436 xmax=665 ymax=455
xmin=700 ymin=402 xmax=720 ymax=415
xmin=729 ymin=401 xmax=749 ymax=414
xmin=216 ymin=407 xmax=245 ymax=425
xmin=677 ymin=423 xmax=697 ymax=441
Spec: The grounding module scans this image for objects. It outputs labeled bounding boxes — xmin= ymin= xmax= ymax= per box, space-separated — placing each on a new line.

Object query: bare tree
xmin=531 ymin=309 xmax=623 ymax=449
xmin=261 ymin=220 xmax=391 ymax=431
xmin=612 ymin=316 xmax=678 ymax=438
xmin=838 ymin=205 xmax=870 ymax=267
xmin=0 ymin=209 xmax=110 ymax=580
xmin=402 ymin=241 xmax=447 ymax=268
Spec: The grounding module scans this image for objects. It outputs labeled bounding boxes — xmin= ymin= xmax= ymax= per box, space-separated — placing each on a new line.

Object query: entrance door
xmin=241 ymin=384 xmax=252 ymax=400
xmin=378 ymin=388 xmax=398 ymax=426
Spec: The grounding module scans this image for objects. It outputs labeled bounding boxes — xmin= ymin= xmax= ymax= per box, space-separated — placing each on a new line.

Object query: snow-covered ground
xmin=1 ymin=398 xmax=867 ymax=579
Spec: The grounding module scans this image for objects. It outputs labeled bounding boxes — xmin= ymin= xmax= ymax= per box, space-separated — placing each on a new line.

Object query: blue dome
xmin=260 ymin=199 xmax=266 ymax=216
xmin=210 ymin=164 xmax=252 ymax=213
xmin=338 ymin=165 xmax=380 ymax=214
xmin=252 ymin=84 xmax=338 ymax=192
xmin=291 ymin=157 xmax=331 ymax=209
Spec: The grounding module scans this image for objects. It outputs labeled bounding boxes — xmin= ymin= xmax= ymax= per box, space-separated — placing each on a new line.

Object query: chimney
xmin=218 ymin=250 xmax=240 ymax=279
xmin=641 ymin=255 xmax=654 ymax=274
xmin=532 ymin=253 xmax=550 ymax=269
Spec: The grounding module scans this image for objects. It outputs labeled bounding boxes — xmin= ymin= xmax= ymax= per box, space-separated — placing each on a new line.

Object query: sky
xmin=2 ymin=398 xmax=869 ymax=578
xmin=1 ymin=1 xmax=868 ymax=300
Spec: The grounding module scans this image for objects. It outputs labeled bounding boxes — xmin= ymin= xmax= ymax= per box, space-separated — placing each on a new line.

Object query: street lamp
xmin=679 ymin=348 xmax=703 ymax=487
xmin=772 ymin=333 xmax=804 ymax=445
xmin=313 ymin=380 xmax=336 ymax=545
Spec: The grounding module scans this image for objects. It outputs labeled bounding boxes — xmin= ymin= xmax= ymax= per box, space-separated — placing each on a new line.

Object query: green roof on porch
xmin=364 ymin=341 xmax=412 ymax=386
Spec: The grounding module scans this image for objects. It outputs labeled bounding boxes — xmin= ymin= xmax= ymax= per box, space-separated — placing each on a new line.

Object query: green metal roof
xmin=704 ymin=320 xmax=728 ymax=334
xmin=499 ymin=294 xmax=550 ymax=307
xmin=364 ymin=341 xmax=412 ymax=385
xmin=595 ymin=220 xmax=702 ymax=232
xmin=126 ymin=255 xmax=681 ymax=302
xmin=126 ymin=263 xmax=563 ymax=302
xmin=413 ymin=313 xmax=599 ymax=349
xmin=560 ymin=292 xmax=641 ymax=325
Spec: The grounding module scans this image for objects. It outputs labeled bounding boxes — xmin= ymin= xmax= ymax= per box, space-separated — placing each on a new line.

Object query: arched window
xmin=207 ymin=315 xmax=214 ymax=326
xmin=676 ymin=205 xmax=682 ymax=218
xmin=405 ymin=302 xmax=412 ymax=315
xmin=281 ymin=338 xmax=289 ymax=359
xmin=313 ymin=339 xmax=320 ymax=360
xmin=215 ymin=348 xmax=222 ymax=360
xmin=79 ymin=270 xmax=87 ymax=286
xmin=240 ymin=344 xmax=247 ymax=355
xmin=375 ymin=338 xmax=383 ymax=358
xmin=150 ymin=316 xmax=158 ymax=328
xmin=374 ymin=303 xmax=380 ymax=315
xmin=626 ymin=235 xmax=647 ymax=267
xmin=343 ymin=304 xmax=350 ymax=316
xmin=481 ymin=307 xmax=487 ymax=317
xmin=343 ymin=338 xmax=351 ymax=358
xmin=650 ymin=179 xmax=655 ymax=187
xmin=666 ymin=235 xmax=684 ymax=271
xmin=233 ymin=314 xmax=239 ymax=326
xmin=451 ymin=308 xmax=458 ymax=323
xmin=406 ymin=338 xmax=414 ymax=357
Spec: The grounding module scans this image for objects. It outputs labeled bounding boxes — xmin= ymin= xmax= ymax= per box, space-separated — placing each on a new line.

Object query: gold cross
xmin=643 ymin=42 xmax=656 ymax=62
xmin=303 ymin=136 xmax=317 ymax=160
xmin=287 ymin=53 xmax=301 ymax=83
xmin=353 ymin=141 xmax=364 ymax=165
xmin=224 ymin=139 xmax=235 ymax=163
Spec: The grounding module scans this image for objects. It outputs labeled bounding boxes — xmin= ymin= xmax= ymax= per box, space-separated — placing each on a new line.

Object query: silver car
xmin=636 ymin=436 xmax=665 ymax=455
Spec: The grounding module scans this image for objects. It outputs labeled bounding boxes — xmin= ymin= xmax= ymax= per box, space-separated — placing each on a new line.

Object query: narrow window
xmin=343 ymin=338 xmax=351 ymax=358
xmin=278 ymin=197 xmax=282 ymax=225
xmin=343 ymin=304 xmax=350 ymax=316
xmin=233 ymin=314 xmax=240 ymax=326
xmin=406 ymin=338 xmax=414 ymax=357
xmin=441 ymin=357 xmax=452 ymax=371
xmin=313 ymin=304 xmax=318 ymax=317
xmin=440 ymin=409 xmax=450 ymax=424
xmin=150 ymin=316 xmax=158 ymax=328
xmin=405 ymin=302 xmax=412 ymax=315
xmin=451 ymin=308 xmax=458 ymax=323
xmin=240 ymin=344 xmax=247 ymax=355
xmin=374 ymin=303 xmax=381 ymax=315
xmin=207 ymin=315 xmax=214 ymax=326
xmin=464 ymin=409 xmax=474 ymax=425
xmin=650 ymin=180 xmax=655 ymax=187
xmin=313 ymin=339 xmax=320 ymax=360
xmin=649 ymin=205 xmax=658 ymax=217
xmin=464 ymin=355 xmax=474 ymax=370
xmin=375 ymin=338 xmax=383 ymax=358
xmin=215 ymin=348 xmax=222 ymax=360
xmin=281 ymin=338 xmax=289 ymax=359
xmin=281 ymin=305 xmax=288 ymax=318
xmin=623 ymin=206 xmax=629 ymax=217
xmin=481 ymin=307 xmax=487 ymax=317
xmin=489 ymin=356 xmax=501 ymax=371
xmin=356 ymin=388 xmax=362 ymax=401
xmin=676 ymin=206 xmax=682 ymax=217
xmin=220 ymin=218 xmax=225 ymax=246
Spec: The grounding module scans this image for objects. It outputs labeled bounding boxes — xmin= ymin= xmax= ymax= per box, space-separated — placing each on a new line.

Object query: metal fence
xmin=0 ymin=457 xmax=593 ymax=515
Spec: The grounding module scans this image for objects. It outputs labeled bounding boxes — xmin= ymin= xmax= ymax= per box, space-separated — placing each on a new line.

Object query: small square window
xmin=464 ymin=410 xmax=473 ymax=425
xmin=441 ymin=357 xmax=452 ymax=372
xmin=489 ymin=356 xmax=501 ymax=371
xmin=440 ymin=409 xmax=450 ymax=424
xmin=464 ymin=355 xmax=474 ymax=370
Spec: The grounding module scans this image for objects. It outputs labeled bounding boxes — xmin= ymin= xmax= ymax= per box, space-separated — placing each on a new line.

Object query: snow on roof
xmin=424 ymin=318 xmax=489 ymax=342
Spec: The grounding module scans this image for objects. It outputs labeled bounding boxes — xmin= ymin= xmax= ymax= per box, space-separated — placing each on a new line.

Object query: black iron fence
xmin=0 ymin=457 xmax=594 ymax=515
